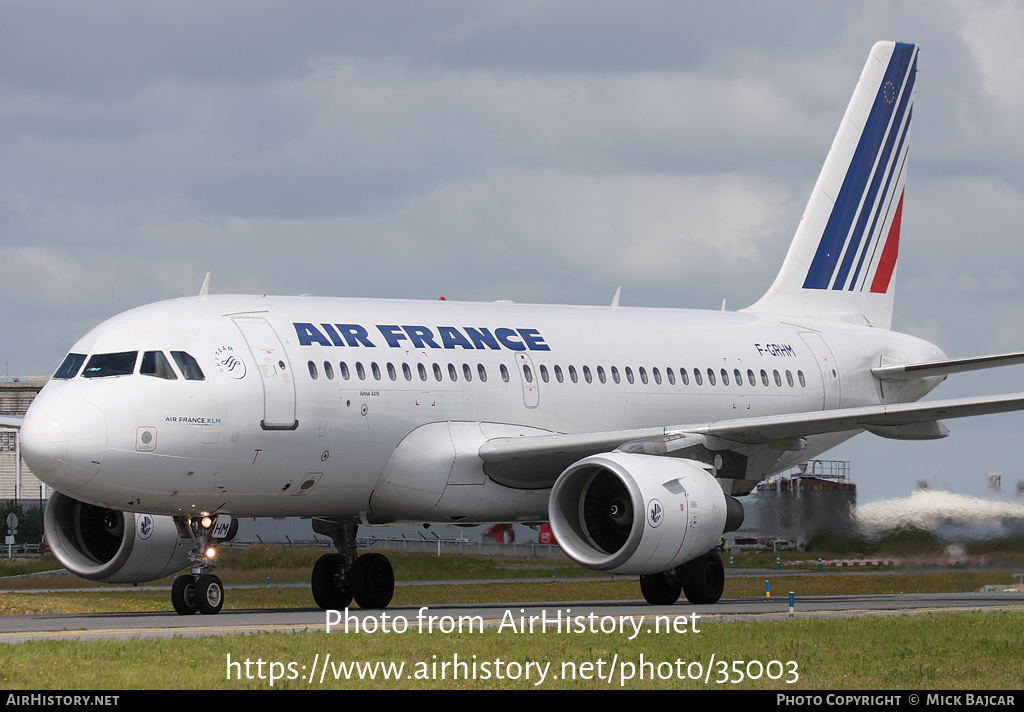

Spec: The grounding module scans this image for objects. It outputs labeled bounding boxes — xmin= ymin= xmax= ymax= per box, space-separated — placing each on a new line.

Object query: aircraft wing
xmin=479 ymin=392 xmax=1024 ymax=488
xmin=0 ymin=415 xmax=23 ymax=430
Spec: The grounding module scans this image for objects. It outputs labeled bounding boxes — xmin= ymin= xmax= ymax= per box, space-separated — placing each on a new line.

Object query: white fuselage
xmin=20 ymin=294 xmax=945 ymax=523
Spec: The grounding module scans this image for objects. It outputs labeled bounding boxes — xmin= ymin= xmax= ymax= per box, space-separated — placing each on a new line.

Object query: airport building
xmin=0 ymin=377 xmax=48 ymax=504
xmin=733 ymin=459 xmax=858 ymax=548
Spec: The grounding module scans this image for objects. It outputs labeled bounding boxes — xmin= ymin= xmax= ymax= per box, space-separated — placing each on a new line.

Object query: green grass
xmin=0 ymin=612 xmax=1020 ymax=689
xmin=2 ymin=547 xmax=1022 ymax=689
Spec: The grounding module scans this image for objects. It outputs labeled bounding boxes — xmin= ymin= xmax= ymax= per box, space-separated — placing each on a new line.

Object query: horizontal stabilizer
xmin=872 ymin=352 xmax=1024 ymax=381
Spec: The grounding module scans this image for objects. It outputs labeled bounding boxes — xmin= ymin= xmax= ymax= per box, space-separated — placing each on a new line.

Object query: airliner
xmin=6 ymin=41 xmax=1024 ymax=616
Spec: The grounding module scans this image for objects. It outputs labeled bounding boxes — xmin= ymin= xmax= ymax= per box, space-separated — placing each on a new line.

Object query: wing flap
xmin=699 ymin=393 xmax=1024 ymax=443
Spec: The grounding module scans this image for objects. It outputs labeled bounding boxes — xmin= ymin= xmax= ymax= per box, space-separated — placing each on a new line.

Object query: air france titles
xmin=294 ymin=323 xmax=550 ymax=352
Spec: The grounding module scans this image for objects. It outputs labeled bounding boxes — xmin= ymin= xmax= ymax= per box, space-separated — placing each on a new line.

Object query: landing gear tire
xmin=351 ymin=553 xmax=395 ymax=609
xmin=195 ymin=574 xmax=224 ymax=615
xmin=639 ymin=567 xmax=683 ymax=605
xmin=681 ymin=549 xmax=725 ymax=605
xmin=172 ymin=574 xmax=197 ymax=615
xmin=312 ymin=553 xmax=353 ymax=609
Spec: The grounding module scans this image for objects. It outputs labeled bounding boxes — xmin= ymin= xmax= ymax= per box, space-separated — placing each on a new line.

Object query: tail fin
xmin=747 ymin=41 xmax=918 ymax=329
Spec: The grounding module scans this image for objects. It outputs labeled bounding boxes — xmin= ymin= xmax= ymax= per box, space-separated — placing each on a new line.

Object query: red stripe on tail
xmin=870 ymin=190 xmax=904 ymax=293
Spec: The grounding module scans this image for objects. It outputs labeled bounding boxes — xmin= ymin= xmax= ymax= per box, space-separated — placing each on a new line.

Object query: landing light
xmin=201 ymin=516 xmax=213 ymax=529
xmin=205 ymin=547 xmax=217 ymax=559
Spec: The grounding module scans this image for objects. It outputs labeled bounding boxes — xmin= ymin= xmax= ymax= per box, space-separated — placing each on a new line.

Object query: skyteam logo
xmin=647 ymin=499 xmax=663 ymax=528
xmin=214 ymin=345 xmax=246 ymax=379
xmin=137 ymin=514 xmax=154 ymax=540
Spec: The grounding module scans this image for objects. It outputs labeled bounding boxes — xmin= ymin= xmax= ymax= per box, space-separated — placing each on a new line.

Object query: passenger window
xmin=387 ymin=363 xmax=397 ymax=381
xmin=500 ymin=364 xmax=510 ymax=382
xmin=693 ymin=369 xmax=702 ymax=386
xmin=707 ymin=369 xmax=716 ymax=386
xmin=611 ymin=366 xmax=620 ymax=384
xmin=463 ymin=363 xmax=472 ymax=382
xmin=433 ymin=364 xmax=443 ymax=382
xmin=448 ymin=363 xmax=457 ymax=382
xmin=583 ymin=365 xmax=592 ymax=384
xmin=478 ymin=364 xmax=487 ymax=382
xmin=760 ymin=369 xmax=769 ymax=386
xmin=308 ymin=361 xmax=318 ymax=380
xmin=418 ymin=363 xmax=427 ymax=381
xmin=324 ymin=361 xmax=334 ymax=380
xmin=638 ymin=367 xmax=647 ymax=385
xmin=540 ymin=365 xmax=550 ymax=383
xmin=747 ymin=369 xmax=756 ymax=386
xmin=625 ymin=367 xmax=634 ymax=384
xmin=652 ymin=367 xmax=661 ymax=385
xmin=371 ymin=363 xmax=381 ymax=380
xmin=403 ymin=363 xmax=412 ymax=381
xmin=340 ymin=362 xmax=350 ymax=380
xmin=798 ymin=370 xmax=806 ymax=387
xmin=680 ymin=368 xmax=690 ymax=385
xmin=554 ymin=365 xmax=563 ymax=383
xmin=141 ymin=351 xmax=177 ymax=380
xmin=774 ymin=370 xmax=782 ymax=387
xmin=170 ymin=352 xmax=204 ymax=381
xmin=720 ymin=369 xmax=729 ymax=386
xmin=53 ymin=353 xmax=87 ymax=380
xmin=786 ymin=370 xmax=794 ymax=387
xmin=666 ymin=367 xmax=675 ymax=385
xmin=522 ymin=364 xmax=533 ymax=383
xmin=734 ymin=369 xmax=742 ymax=385
xmin=82 ymin=351 xmax=138 ymax=379
xmin=569 ymin=365 xmax=578 ymax=383
xmin=356 ymin=362 xmax=365 ymax=380
xmin=597 ymin=366 xmax=606 ymax=384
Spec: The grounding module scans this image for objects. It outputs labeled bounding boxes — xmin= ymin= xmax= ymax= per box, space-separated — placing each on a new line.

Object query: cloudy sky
xmin=3 ymin=1 xmax=1024 ymax=502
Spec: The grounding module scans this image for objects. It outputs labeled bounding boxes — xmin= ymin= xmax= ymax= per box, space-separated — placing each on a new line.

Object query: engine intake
xmin=44 ymin=491 xmax=192 ymax=583
xmin=548 ymin=452 xmax=743 ymax=575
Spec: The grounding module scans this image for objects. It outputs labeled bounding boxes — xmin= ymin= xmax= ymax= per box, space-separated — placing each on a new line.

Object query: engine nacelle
xmin=44 ymin=491 xmax=192 ymax=583
xmin=548 ymin=452 xmax=743 ymax=575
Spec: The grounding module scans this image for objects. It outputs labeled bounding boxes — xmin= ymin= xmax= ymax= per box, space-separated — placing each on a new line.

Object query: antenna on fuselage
xmin=610 ymin=286 xmax=621 ymax=309
xmin=199 ymin=272 xmax=211 ymax=298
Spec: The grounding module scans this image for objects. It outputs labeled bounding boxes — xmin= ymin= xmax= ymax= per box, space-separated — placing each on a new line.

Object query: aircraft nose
xmin=21 ymin=392 xmax=108 ymax=492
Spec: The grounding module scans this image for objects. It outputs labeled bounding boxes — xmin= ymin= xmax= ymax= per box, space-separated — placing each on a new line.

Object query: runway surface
xmin=2 ymin=586 xmax=1022 ymax=642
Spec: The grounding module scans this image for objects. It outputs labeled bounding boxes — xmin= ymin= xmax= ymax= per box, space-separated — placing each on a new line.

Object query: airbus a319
xmin=6 ymin=41 xmax=1024 ymax=615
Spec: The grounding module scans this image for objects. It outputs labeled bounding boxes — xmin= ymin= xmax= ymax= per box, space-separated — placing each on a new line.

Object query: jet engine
xmin=44 ymin=491 xmax=192 ymax=583
xmin=548 ymin=452 xmax=744 ymax=575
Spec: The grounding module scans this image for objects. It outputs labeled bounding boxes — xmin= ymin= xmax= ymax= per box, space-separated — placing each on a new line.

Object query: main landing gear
xmin=171 ymin=515 xmax=225 ymax=615
xmin=311 ymin=521 xmax=395 ymax=609
xmin=639 ymin=549 xmax=724 ymax=606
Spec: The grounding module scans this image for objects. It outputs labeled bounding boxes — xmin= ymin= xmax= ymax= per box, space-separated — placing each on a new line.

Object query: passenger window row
xmin=307 ymin=359 xmax=806 ymax=390
xmin=309 ymin=360 xmax=509 ymax=383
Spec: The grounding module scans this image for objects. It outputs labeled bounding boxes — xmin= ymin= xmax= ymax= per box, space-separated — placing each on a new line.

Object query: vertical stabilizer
xmin=746 ymin=41 xmax=918 ymax=329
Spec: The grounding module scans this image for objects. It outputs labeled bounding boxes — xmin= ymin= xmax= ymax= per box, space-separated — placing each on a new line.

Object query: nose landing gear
xmin=171 ymin=515 xmax=226 ymax=615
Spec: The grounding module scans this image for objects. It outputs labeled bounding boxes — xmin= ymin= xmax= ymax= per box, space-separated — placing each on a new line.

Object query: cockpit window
xmin=82 ymin=351 xmax=138 ymax=378
xmin=171 ymin=351 xmax=205 ymax=381
xmin=53 ymin=353 xmax=87 ymax=380
xmin=141 ymin=351 xmax=178 ymax=380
